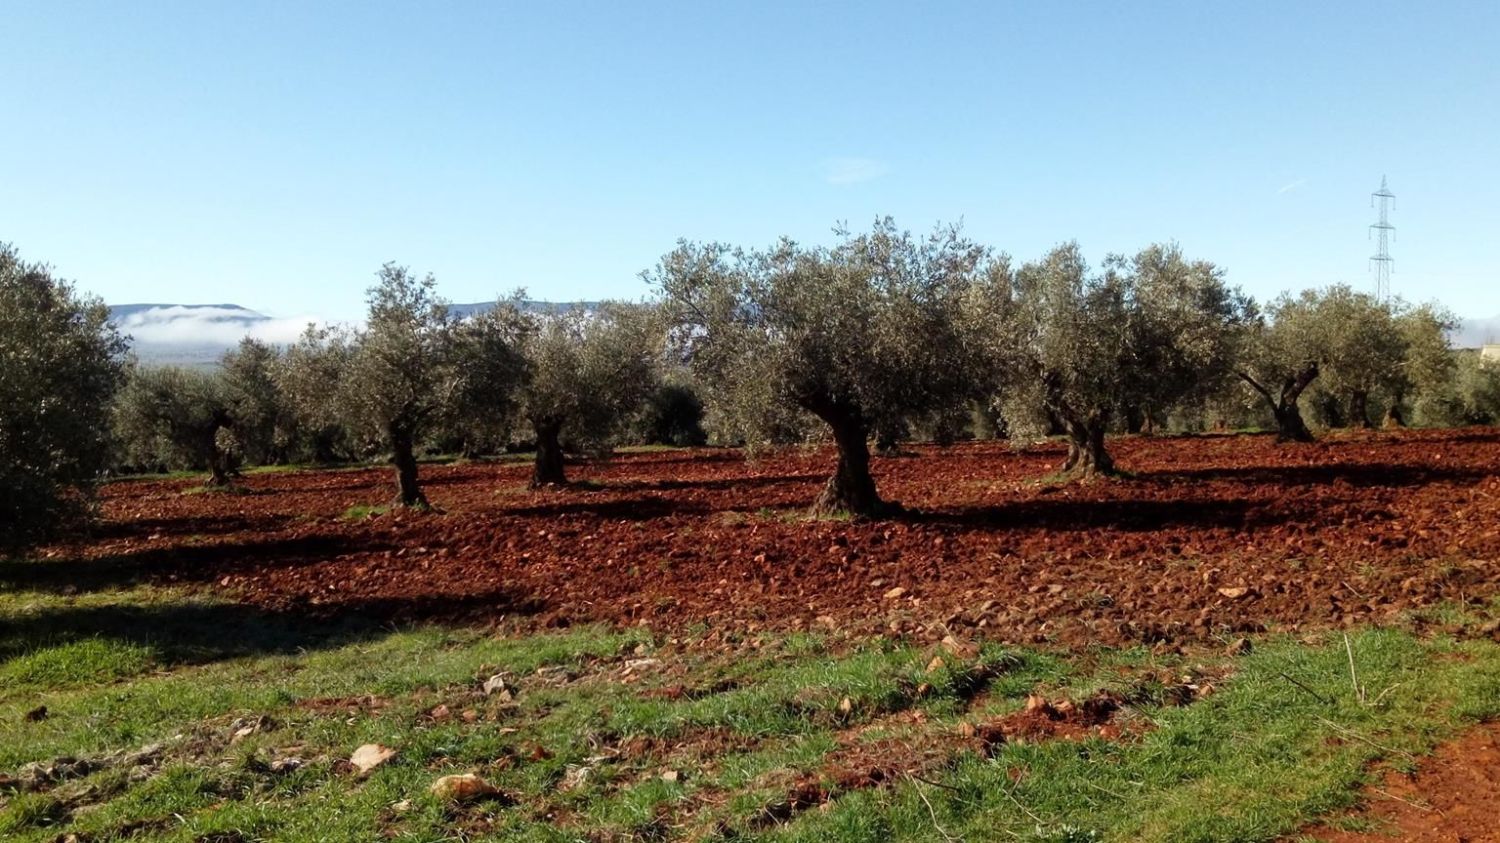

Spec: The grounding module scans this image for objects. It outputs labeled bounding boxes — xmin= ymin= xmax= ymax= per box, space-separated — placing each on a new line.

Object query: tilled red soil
xmin=40 ymin=428 xmax=1500 ymax=646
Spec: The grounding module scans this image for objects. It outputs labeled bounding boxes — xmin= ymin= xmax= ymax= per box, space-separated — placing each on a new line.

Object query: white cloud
xmin=116 ymin=306 xmax=323 ymax=347
xmin=1277 ymin=178 xmax=1307 ymax=195
xmin=823 ymin=157 xmax=890 ymax=185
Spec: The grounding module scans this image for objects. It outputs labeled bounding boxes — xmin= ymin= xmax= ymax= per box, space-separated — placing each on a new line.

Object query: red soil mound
xmin=42 ymin=428 xmax=1500 ymax=646
xmin=968 ymin=690 xmax=1132 ymax=748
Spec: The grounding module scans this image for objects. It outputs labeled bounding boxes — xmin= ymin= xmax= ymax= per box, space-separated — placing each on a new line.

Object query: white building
xmin=1482 ymin=344 xmax=1500 ymax=364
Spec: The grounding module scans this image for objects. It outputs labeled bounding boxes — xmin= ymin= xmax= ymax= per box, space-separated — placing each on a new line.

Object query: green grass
xmin=2 ymin=575 xmax=1497 ymax=842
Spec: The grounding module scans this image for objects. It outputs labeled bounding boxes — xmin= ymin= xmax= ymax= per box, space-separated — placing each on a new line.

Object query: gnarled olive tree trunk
xmin=1348 ymin=390 xmax=1373 ymax=429
xmin=1237 ymin=364 xmax=1318 ymax=443
xmin=389 ymin=423 xmax=428 ymax=507
xmin=205 ymin=446 xmax=236 ymax=488
xmin=1383 ymin=402 xmax=1406 ymax=428
xmin=804 ymin=395 xmax=891 ymax=518
xmin=530 ymin=418 xmax=567 ymax=488
xmin=201 ymin=411 xmax=238 ymax=488
xmin=1057 ymin=407 xmax=1118 ymax=479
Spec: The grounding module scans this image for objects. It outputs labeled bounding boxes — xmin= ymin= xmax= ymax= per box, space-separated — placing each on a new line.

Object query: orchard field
xmin=49 ymin=429 xmax=1500 ymax=645
xmin=4 ymin=428 xmax=1500 ymax=842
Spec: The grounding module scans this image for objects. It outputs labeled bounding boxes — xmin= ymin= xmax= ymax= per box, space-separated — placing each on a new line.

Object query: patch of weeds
xmin=0 ymin=793 xmax=68 ymax=836
xmin=181 ymin=483 xmax=253 ymax=496
xmin=342 ymin=504 xmax=391 ymax=521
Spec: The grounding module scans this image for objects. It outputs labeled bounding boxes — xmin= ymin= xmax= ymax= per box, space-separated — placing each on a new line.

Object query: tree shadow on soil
xmin=1419 ymin=428 xmax=1500 ymax=446
xmin=223 ymin=473 xmax=387 ymax=495
xmin=905 ymin=497 xmax=1295 ymax=533
xmin=609 ymin=450 xmax=744 ymax=467
xmin=89 ymin=514 xmax=300 ymax=542
xmin=502 ymin=496 xmax=716 ymax=521
xmin=600 ymin=474 xmax=821 ymax=494
xmin=0 ymin=588 xmax=547 ymax=668
xmin=1 ymin=534 xmax=393 ymax=596
xmin=1145 ymin=462 xmax=1493 ymax=488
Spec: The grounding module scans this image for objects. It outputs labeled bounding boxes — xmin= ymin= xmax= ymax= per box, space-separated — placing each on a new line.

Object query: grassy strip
xmin=1 ymin=583 xmax=1497 ymax=842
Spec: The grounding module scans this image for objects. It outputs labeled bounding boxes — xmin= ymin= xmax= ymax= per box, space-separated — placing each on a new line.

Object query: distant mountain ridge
xmin=109 ymin=303 xmax=269 ymax=321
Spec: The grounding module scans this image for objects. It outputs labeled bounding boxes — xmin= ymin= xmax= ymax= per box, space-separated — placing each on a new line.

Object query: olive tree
xmin=445 ymin=298 xmax=531 ymax=459
xmin=112 ymin=366 xmax=240 ymax=485
xmin=1312 ymin=286 xmax=1406 ymax=428
xmin=980 ymin=243 xmax=1247 ymax=477
xmin=220 ymin=338 xmax=294 ymax=464
xmin=337 ymin=264 xmax=461 ymax=507
xmin=1452 ymin=352 xmax=1500 ymax=424
xmin=651 ymin=219 xmax=985 ymax=517
xmin=634 ymin=370 xmax=708 ymax=447
xmin=0 ymin=244 xmax=127 ymax=550
xmin=1391 ymin=303 xmax=1458 ymax=427
xmin=1420 ymin=350 xmax=1500 ymax=427
xmin=1233 ymin=290 xmax=1333 ymax=442
xmin=275 ymin=324 xmax=357 ymax=463
xmin=515 ymin=304 xmax=660 ymax=487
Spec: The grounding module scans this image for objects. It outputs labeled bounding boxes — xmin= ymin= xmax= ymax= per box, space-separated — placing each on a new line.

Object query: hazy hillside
xmin=1455 ymin=315 xmax=1500 ymax=348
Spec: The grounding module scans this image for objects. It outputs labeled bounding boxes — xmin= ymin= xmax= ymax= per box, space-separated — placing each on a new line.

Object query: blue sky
xmin=3 ymin=0 xmax=1497 ymax=320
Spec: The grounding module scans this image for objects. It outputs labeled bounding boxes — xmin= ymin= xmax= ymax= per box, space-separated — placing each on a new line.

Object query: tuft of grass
xmin=0 ymin=637 xmax=156 ymax=690
xmin=0 ymin=793 xmax=68 ymax=835
xmin=341 ymin=504 xmax=391 ymax=520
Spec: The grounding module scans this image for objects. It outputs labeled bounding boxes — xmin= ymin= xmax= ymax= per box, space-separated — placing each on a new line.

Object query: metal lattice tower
xmin=1369 ymin=175 xmax=1395 ymax=301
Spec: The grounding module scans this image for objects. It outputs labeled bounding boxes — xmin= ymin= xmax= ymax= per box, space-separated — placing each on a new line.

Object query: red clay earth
xmin=37 ymin=427 xmax=1500 ymax=647
xmin=1306 ymin=721 xmax=1500 ymax=842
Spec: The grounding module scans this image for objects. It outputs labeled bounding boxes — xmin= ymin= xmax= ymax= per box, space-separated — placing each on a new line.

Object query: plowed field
xmin=48 ymin=428 xmax=1500 ymax=647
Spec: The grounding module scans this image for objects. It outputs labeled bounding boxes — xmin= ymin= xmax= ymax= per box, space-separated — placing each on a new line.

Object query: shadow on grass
xmin=0 ymin=588 xmax=547 ymax=667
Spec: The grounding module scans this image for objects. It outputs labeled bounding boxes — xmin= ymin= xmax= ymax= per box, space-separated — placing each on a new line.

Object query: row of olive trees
xmin=6 ymin=226 xmax=1499 ymax=549
xmin=111 ymin=265 xmax=668 ymax=507
xmin=649 ymin=221 xmax=1489 ymax=516
xmin=652 ymin=225 xmax=1254 ymax=514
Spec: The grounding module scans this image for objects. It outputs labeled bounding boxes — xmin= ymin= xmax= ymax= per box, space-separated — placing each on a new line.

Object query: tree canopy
xmin=0 ymin=244 xmax=128 ymax=549
xmin=113 ymin=365 xmax=240 ymax=486
xmin=337 ymin=264 xmax=462 ymax=507
xmin=651 ymin=218 xmax=985 ymax=516
xmin=981 ymin=242 xmax=1247 ymax=476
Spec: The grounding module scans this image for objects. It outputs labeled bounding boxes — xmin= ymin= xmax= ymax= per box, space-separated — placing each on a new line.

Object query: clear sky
xmin=3 ymin=0 xmax=1497 ymax=321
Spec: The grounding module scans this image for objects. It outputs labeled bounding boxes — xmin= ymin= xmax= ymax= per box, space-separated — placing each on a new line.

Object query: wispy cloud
xmin=823 ymin=157 xmax=890 ymax=186
xmin=1277 ymin=178 xmax=1307 ymax=195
